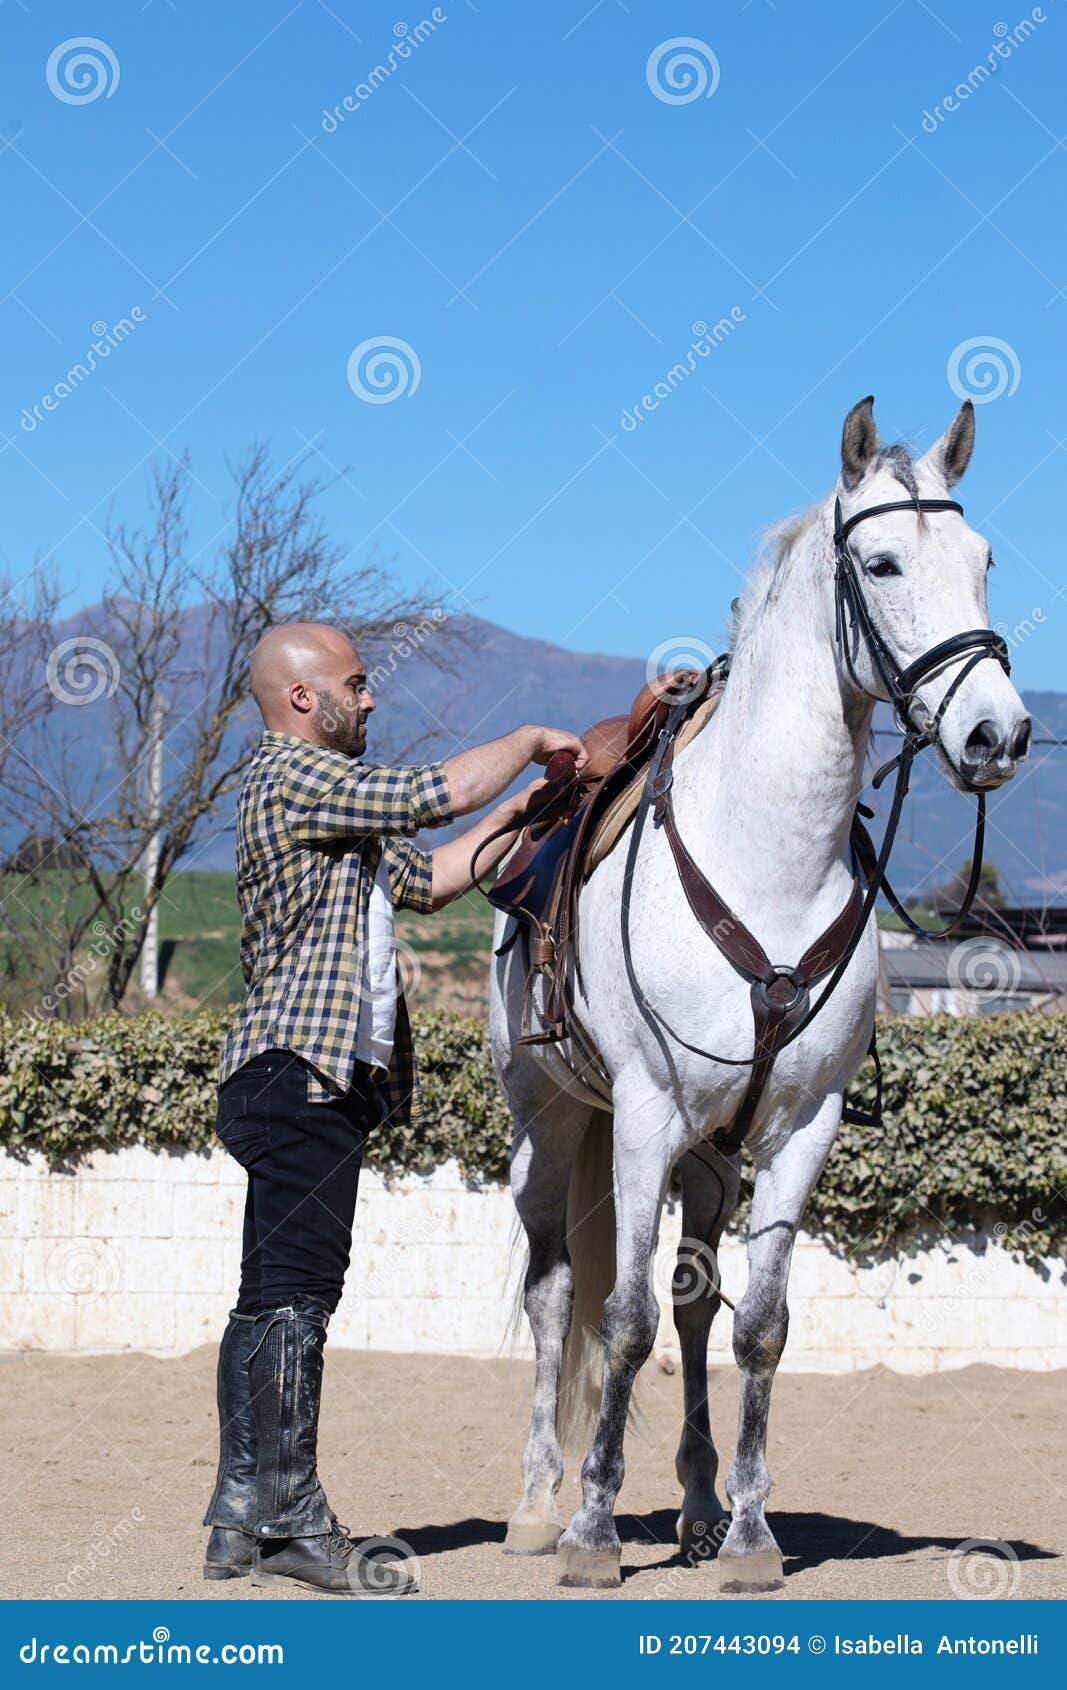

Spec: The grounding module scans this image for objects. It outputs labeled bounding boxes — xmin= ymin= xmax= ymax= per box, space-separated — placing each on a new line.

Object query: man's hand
xmin=527 ymin=727 xmax=589 ymax=772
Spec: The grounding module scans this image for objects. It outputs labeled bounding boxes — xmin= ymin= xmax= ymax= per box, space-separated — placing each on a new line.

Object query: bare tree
xmin=5 ymin=446 xmax=465 ymax=1016
xmin=0 ymin=567 xmax=63 ymax=1002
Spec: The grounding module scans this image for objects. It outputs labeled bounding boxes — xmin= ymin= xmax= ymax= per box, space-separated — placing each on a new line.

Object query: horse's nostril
xmin=963 ymin=718 xmax=1002 ymax=762
xmin=1010 ymin=718 xmax=1032 ymax=760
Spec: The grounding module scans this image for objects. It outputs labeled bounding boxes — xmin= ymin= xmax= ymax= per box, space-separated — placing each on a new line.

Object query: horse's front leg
xmin=673 ymin=1145 xmax=742 ymax=1558
xmin=557 ymin=1106 xmax=674 ymax=1589
xmin=719 ymin=1091 xmax=843 ymax=1592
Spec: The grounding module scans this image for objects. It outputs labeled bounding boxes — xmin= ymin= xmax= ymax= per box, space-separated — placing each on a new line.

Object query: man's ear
xmin=840 ymin=395 xmax=880 ymax=490
xmin=917 ymin=400 xmax=975 ymax=489
xmin=288 ymin=681 xmax=314 ymax=716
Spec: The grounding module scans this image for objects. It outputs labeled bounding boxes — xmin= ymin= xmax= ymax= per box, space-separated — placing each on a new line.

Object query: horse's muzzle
xmin=958 ymin=711 xmax=1032 ymax=789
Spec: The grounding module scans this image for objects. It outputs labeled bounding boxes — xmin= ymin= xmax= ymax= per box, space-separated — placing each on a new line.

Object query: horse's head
xmin=835 ymin=394 xmax=1031 ymax=793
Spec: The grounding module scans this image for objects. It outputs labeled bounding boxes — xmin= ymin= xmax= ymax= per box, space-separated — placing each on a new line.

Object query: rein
xmin=623 ymin=495 xmax=1011 ymax=1148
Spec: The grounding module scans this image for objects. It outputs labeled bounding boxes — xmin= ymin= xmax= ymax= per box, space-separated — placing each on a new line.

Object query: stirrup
xmin=517 ymin=936 xmax=566 ymax=1045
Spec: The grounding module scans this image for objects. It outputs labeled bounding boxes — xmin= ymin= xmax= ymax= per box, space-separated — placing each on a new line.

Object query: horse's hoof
xmin=503 ymin=1519 xmax=562 ymax=1556
xmin=557 ymin=1543 xmax=622 ymax=1588
xmin=676 ymin=1512 xmax=726 ymax=1561
xmin=717 ymin=1546 xmax=785 ymax=1593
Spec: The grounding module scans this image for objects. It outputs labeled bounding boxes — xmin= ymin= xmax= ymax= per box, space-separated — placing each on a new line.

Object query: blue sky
xmin=3 ymin=0 xmax=1066 ymax=685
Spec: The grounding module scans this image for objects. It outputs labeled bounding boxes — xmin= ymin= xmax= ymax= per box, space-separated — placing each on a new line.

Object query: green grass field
xmin=2 ymin=862 xmax=927 ymax=1023
xmin=158 ymin=872 xmax=499 ymax=1015
xmin=0 ymin=868 xmax=500 ymax=1020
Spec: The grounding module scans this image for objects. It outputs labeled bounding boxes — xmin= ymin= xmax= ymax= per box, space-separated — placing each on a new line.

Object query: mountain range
xmin=28 ymin=609 xmax=1067 ymax=904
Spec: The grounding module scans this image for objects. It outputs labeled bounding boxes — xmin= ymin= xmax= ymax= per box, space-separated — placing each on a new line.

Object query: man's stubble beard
xmin=313 ymin=689 xmax=366 ymax=757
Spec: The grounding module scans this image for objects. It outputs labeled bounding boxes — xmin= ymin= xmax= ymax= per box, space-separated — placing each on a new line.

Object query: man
xmin=202 ymin=622 xmax=586 ymax=1596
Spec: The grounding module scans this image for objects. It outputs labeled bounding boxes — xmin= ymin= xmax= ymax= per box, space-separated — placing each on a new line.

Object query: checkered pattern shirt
xmin=219 ymin=731 xmax=454 ymax=1123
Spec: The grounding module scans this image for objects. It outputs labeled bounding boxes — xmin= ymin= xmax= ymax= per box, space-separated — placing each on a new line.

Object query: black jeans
xmin=216 ymin=1050 xmax=382 ymax=1316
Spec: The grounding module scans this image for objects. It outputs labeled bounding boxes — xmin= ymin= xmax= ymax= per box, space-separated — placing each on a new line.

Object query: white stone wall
xmin=1 ymin=1148 xmax=1063 ymax=1371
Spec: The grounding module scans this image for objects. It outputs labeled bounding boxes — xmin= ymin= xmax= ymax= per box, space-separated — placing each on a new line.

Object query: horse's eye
xmin=987 ymin=554 xmax=996 ymax=571
xmin=866 ymin=556 xmax=901 ymax=579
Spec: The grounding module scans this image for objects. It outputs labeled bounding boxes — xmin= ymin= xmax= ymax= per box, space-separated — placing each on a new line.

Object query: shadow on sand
xmin=395 ymin=1509 xmax=1057 ymax=1578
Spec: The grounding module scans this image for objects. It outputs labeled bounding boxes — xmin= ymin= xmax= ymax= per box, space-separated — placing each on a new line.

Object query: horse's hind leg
xmin=719 ymin=1092 xmax=842 ymax=1593
xmin=557 ymin=1102 xmax=674 ymax=1589
xmin=673 ymin=1146 xmax=741 ymax=1559
xmin=505 ymin=1091 xmax=595 ymax=1556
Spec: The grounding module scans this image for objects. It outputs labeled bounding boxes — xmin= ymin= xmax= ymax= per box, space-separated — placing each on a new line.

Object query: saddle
xmin=483 ymin=668 xmax=726 ymax=1046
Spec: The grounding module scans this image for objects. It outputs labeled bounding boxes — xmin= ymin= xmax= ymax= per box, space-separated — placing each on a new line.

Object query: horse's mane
xmin=729 ymin=445 xmax=918 ymax=651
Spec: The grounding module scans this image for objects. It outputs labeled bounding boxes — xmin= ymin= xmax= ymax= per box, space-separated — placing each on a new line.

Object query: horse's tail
xmin=558 ymin=1114 xmax=616 ymax=1451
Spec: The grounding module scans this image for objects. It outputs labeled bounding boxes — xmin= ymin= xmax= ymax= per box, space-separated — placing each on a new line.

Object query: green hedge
xmin=1 ymin=1009 xmax=1063 ymax=1258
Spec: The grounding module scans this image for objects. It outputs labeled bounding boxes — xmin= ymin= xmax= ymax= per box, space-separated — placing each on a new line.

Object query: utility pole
xmin=139 ymin=694 xmax=165 ymax=999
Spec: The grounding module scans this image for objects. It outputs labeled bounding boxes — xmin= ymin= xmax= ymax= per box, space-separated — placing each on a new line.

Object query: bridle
xmin=833 ymin=495 xmax=1009 ymax=752
xmin=614 ymin=491 xmax=1014 ymax=1149
xmin=831 ymin=494 xmax=1010 ymax=935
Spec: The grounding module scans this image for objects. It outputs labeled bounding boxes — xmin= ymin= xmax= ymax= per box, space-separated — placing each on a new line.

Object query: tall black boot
xmin=202 ymin=1309 xmax=258 ymax=1580
xmin=247 ymin=1298 xmax=416 ymax=1596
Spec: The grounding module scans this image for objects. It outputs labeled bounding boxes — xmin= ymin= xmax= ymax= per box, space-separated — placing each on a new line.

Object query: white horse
xmin=488 ymin=395 xmax=1031 ymax=1591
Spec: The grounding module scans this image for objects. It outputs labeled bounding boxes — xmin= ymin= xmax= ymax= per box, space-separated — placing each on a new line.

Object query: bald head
xmin=249 ymin=622 xmax=375 ymax=755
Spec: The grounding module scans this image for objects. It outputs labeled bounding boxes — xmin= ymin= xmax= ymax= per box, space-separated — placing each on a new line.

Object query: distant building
xmin=878 ymin=906 xmax=1067 ymax=1016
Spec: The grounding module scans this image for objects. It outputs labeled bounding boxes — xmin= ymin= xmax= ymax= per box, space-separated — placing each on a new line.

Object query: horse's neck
xmin=679 ymin=506 xmax=873 ymax=904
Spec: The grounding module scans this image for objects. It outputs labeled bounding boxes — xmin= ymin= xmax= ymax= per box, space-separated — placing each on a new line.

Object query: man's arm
xmin=428 ymin=780 xmax=548 ymax=910
xmin=281 ymin=724 xmax=584 ymax=844
xmin=283 ymin=753 xmax=454 ymax=842
xmin=439 ymin=726 xmax=587 ymax=817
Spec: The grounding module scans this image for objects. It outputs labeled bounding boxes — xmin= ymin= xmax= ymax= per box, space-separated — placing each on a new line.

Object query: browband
xmin=833 ymin=497 xmax=964 ymax=546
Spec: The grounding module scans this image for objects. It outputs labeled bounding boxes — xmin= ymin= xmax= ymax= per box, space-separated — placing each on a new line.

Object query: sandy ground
xmin=2 ymin=1347 xmax=1063 ymax=1602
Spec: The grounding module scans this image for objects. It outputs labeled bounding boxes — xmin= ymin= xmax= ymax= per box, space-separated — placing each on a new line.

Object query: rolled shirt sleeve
xmin=282 ymin=752 xmax=454 ymax=843
xmin=380 ymin=837 xmax=435 ymax=913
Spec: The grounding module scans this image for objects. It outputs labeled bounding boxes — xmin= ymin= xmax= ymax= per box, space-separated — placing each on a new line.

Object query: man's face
xmin=311 ymin=643 xmax=375 ymax=757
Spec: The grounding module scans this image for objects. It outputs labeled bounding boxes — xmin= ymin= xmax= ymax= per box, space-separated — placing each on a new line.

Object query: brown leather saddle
xmin=481 ymin=668 xmax=722 ymax=1047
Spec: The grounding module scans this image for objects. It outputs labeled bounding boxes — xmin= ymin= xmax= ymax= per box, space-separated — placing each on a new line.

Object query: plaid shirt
xmin=219 ymin=731 xmax=454 ymax=1123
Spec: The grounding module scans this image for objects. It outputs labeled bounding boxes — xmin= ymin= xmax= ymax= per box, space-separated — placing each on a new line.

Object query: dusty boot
xmin=246 ymin=1298 xmax=417 ymax=1596
xmin=202 ymin=1310 xmax=258 ymax=1580
xmin=253 ymin=1525 xmax=418 ymax=1596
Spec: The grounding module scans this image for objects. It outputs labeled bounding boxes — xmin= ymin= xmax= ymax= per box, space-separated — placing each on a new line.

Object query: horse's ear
xmin=918 ymin=399 xmax=975 ymax=489
xmin=840 ymin=395 xmax=880 ymax=489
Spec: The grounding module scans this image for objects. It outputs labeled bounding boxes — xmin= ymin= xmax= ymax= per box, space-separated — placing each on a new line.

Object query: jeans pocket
xmin=216 ymin=1112 xmax=268 ymax=1169
xmin=216 ymin=1063 xmax=276 ymax=1167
